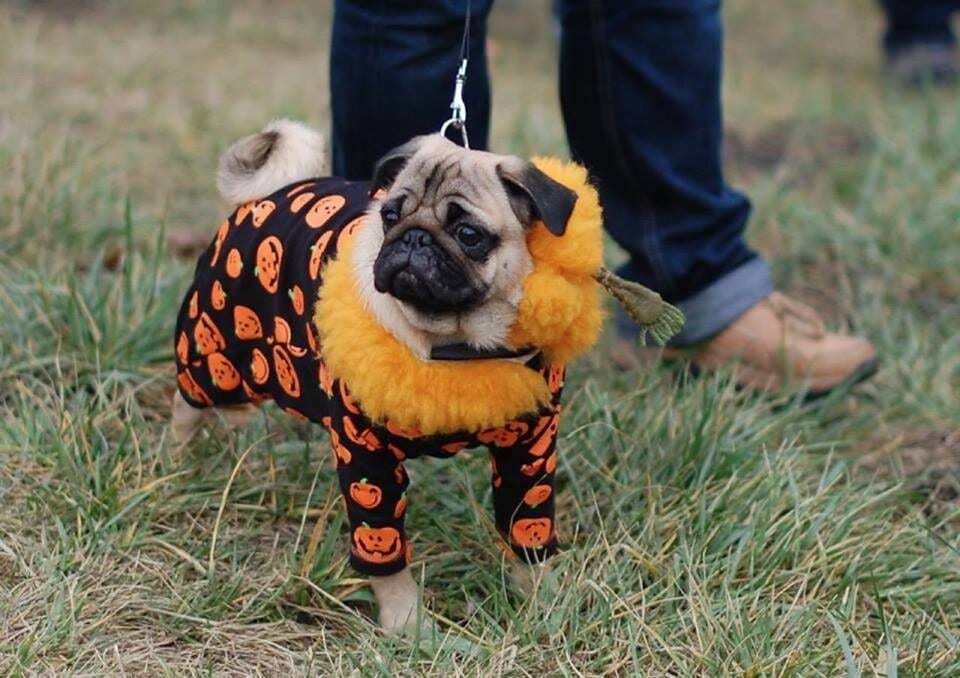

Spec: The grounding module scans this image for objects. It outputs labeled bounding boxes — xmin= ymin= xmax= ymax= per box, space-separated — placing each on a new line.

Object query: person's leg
xmin=330 ymin=0 xmax=494 ymax=180
xmin=557 ymin=0 xmax=770 ymax=347
xmin=881 ymin=0 xmax=960 ymax=83
xmin=882 ymin=0 xmax=958 ymax=51
xmin=558 ymin=0 xmax=877 ymax=394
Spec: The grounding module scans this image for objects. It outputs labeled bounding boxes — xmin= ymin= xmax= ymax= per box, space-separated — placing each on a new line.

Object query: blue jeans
xmin=882 ymin=0 xmax=960 ymax=50
xmin=331 ymin=0 xmax=772 ymax=345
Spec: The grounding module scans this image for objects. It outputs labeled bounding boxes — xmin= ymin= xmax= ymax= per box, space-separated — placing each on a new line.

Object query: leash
xmin=439 ymin=0 xmax=472 ymax=148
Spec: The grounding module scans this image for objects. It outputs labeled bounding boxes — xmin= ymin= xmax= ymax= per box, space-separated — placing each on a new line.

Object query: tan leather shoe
xmin=616 ymin=292 xmax=878 ymax=397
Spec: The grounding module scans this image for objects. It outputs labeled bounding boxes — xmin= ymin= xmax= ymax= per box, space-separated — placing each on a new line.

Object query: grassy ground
xmin=1 ymin=0 xmax=959 ymax=674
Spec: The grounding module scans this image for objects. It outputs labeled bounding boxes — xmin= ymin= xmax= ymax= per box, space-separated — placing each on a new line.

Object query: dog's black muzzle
xmin=373 ymin=228 xmax=484 ymax=314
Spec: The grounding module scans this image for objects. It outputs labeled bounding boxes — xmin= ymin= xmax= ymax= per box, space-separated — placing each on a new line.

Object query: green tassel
xmin=594 ymin=267 xmax=685 ymax=346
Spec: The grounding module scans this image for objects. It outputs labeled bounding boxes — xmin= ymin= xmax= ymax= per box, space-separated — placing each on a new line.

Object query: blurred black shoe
xmin=886 ymin=43 xmax=959 ymax=85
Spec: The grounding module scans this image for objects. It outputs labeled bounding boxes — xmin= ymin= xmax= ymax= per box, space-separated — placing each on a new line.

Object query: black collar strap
xmin=429 ymin=342 xmax=541 ymax=368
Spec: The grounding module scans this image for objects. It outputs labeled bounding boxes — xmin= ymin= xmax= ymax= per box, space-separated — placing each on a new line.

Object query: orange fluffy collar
xmin=313 ymin=158 xmax=604 ymax=435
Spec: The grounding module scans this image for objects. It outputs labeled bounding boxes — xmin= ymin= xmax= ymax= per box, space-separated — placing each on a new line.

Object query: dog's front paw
xmin=370 ymin=567 xmax=432 ymax=635
xmin=508 ymin=561 xmax=556 ymax=598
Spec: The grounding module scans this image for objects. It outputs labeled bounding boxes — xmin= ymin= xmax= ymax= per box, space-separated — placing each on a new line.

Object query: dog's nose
xmin=401 ymin=228 xmax=433 ymax=248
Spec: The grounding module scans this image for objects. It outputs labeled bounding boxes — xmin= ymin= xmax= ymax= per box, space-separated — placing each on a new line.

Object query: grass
xmin=1 ymin=0 xmax=959 ymax=674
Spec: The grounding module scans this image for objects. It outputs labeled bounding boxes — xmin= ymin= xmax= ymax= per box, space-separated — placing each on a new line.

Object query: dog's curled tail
xmin=217 ymin=119 xmax=327 ymax=205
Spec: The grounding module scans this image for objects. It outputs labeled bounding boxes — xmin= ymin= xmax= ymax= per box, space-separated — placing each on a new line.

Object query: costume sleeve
xmin=323 ymin=386 xmax=411 ymax=576
xmin=483 ymin=365 xmax=565 ymax=563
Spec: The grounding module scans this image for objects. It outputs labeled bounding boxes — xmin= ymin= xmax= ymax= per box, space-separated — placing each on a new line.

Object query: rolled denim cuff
xmin=616 ymin=257 xmax=773 ymax=347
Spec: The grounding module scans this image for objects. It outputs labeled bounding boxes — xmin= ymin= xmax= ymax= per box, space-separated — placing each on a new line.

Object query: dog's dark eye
xmin=381 ymin=207 xmax=400 ymax=228
xmin=456 ymin=224 xmax=483 ymax=247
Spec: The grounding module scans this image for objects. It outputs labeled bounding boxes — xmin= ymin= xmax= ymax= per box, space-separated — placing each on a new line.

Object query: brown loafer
xmin=615 ymin=292 xmax=878 ymax=397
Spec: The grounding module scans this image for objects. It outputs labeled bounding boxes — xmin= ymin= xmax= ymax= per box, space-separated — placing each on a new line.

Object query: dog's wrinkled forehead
xmin=371 ymin=134 xmax=577 ymax=237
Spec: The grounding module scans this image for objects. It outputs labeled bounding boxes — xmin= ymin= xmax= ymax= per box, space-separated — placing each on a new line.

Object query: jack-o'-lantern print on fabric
xmin=251 ymin=200 xmax=276 ymax=228
xmin=208 ymin=352 xmax=241 ymax=391
xmin=272 ymin=344 xmax=300 ymax=398
xmin=193 ymin=312 xmax=226 ymax=355
xmin=352 ymin=525 xmax=403 ymax=564
xmin=305 ymin=194 xmax=346 ymax=228
xmin=234 ymin=306 xmax=263 ymax=340
xmin=211 ymin=280 xmax=227 ymax=310
xmin=225 ymin=248 xmax=244 ymax=278
xmin=510 ymin=517 xmax=553 ymax=549
xmin=210 ymin=220 xmax=230 ymax=267
xmin=255 ymin=236 xmax=283 ymax=294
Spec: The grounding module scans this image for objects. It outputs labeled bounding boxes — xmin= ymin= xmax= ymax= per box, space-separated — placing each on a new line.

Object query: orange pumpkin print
xmin=394 ymin=495 xmax=407 ymax=519
xmin=349 ymin=479 xmax=382 ymax=509
xmin=188 ymin=290 xmax=199 ymax=319
xmin=234 ymin=201 xmax=254 ymax=225
xmin=286 ymin=182 xmax=315 ymax=198
xmin=478 ymin=421 xmax=529 ymax=448
xmin=529 ymin=413 xmax=560 ymax=457
xmin=318 ymin=361 xmax=334 ymax=396
xmin=352 ymin=525 xmax=403 ymax=564
xmin=250 ymin=347 xmax=270 ymax=385
xmin=333 ymin=439 xmax=352 ymax=465
xmin=290 ymin=192 xmax=315 ymax=214
xmin=177 ymin=370 xmax=212 ymax=406
xmin=176 ymin=331 xmax=189 ymax=365
xmin=225 ymin=248 xmax=243 ymax=278
xmin=207 ymin=352 xmax=241 ymax=391
xmin=305 ymin=194 xmax=346 ymax=228
xmin=524 ymin=414 xmax=552 ymax=444
xmin=233 ymin=305 xmax=263 ymax=340
xmin=251 ymin=200 xmax=276 ymax=228
xmin=211 ymin=279 xmax=227 ymax=310
xmin=340 ymin=380 xmax=361 ymax=415
xmin=520 ymin=458 xmax=545 ymax=477
xmin=510 ymin=517 xmax=553 ymax=549
xmin=388 ymin=444 xmax=406 ymax=461
xmin=337 ymin=215 xmax=366 ymax=251
xmin=288 ymin=285 xmax=305 ymax=316
xmin=545 ymin=454 xmax=557 ymax=474
xmin=273 ymin=344 xmax=300 ymax=397
xmin=386 ymin=419 xmax=422 ymax=439
xmin=523 ymin=485 xmax=552 ymax=508
xmin=305 ymin=321 xmax=318 ymax=353
xmin=547 ymin=365 xmax=565 ymax=394
xmin=255 ymin=236 xmax=283 ymax=293
xmin=308 ymin=230 xmax=334 ymax=280
xmin=193 ymin=312 xmax=226 ymax=355
xmin=394 ymin=465 xmax=405 ymax=485
xmin=210 ymin=219 xmax=229 ymax=267
xmin=325 ymin=424 xmax=352 ymax=465
xmin=273 ymin=316 xmax=292 ymax=344
xmin=343 ymin=415 xmax=382 ymax=451
xmin=442 ymin=441 xmax=468 ymax=454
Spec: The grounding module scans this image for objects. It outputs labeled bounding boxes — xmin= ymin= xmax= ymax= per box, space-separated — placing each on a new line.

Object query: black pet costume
xmin=175 ymin=178 xmax=564 ymax=575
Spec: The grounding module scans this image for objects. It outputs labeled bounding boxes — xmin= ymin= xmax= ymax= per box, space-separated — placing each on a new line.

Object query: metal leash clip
xmin=440 ymin=58 xmax=470 ymax=149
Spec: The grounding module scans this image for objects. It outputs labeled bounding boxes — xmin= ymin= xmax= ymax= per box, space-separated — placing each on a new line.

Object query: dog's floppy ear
xmin=371 ymin=136 xmax=426 ymax=193
xmin=497 ymin=160 xmax=578 ymax=236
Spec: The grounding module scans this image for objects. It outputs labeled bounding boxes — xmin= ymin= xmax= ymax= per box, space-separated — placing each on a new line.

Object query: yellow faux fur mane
xmin=313 ymin=158 xmax=604 ymax=435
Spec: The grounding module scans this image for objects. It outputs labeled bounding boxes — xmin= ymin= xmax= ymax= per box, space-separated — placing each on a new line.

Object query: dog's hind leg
xmin=211 ymin=403 xmax=258 ymax=429
xmin=170 ymin=390 xmax=205 ymax=453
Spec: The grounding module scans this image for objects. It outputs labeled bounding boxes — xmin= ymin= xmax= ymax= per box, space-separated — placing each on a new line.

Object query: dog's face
xmin=353 ymin=135 xmax=577 ymax=355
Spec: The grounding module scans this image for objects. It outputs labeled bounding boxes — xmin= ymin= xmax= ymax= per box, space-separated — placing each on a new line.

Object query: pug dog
xmin=171 ymin=119 xmax=590 ymax=634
